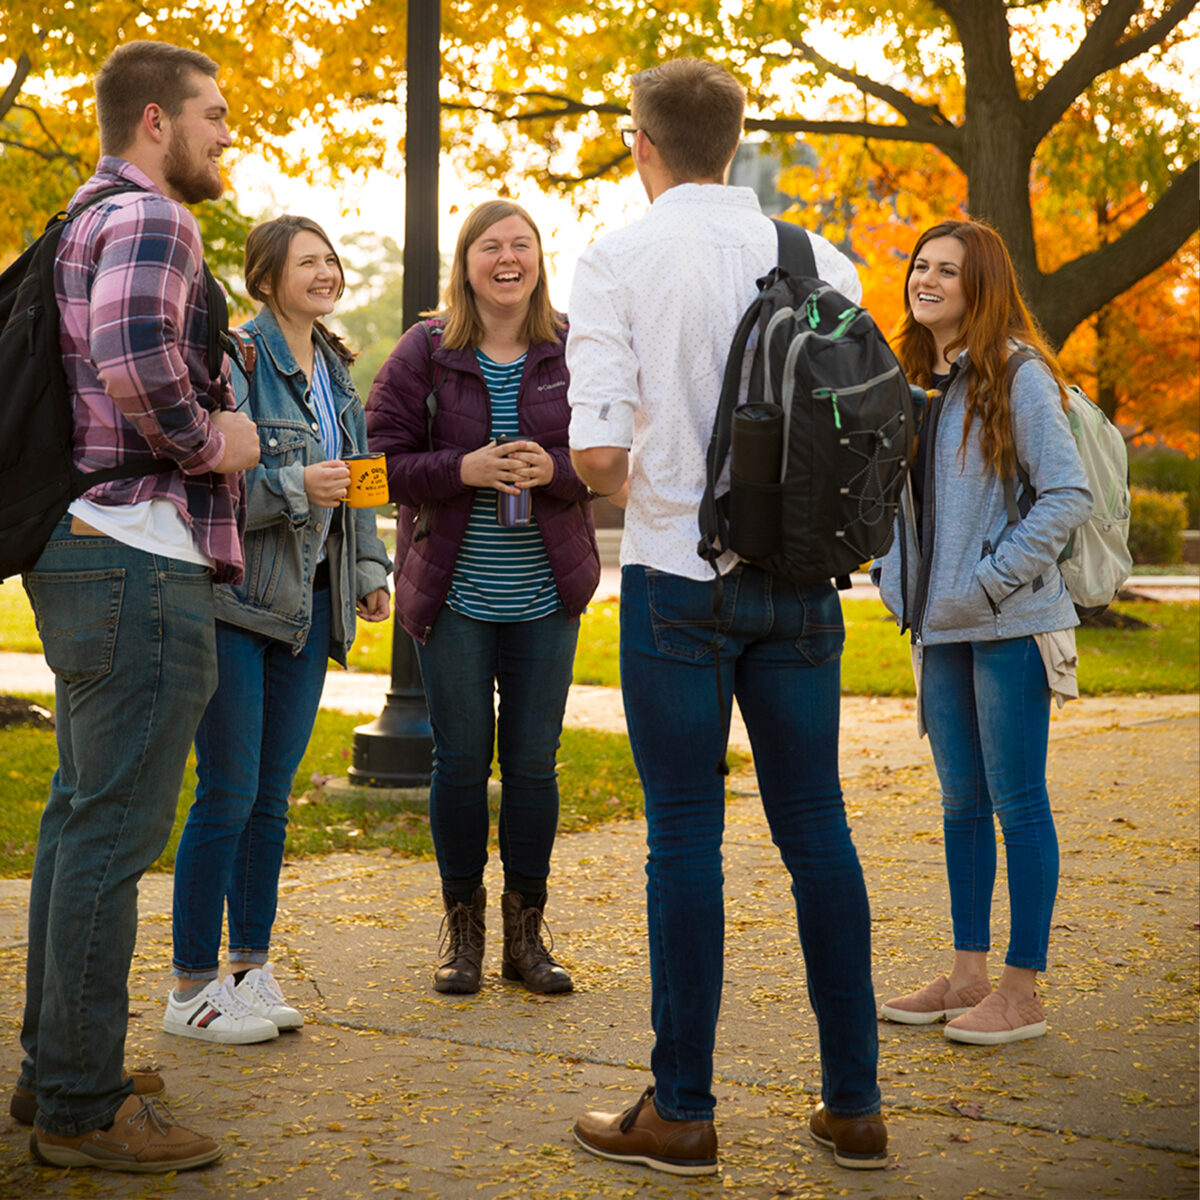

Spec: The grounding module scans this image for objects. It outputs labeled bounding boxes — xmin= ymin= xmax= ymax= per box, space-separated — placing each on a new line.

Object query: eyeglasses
xmin=620 ymin=127 xmax=655 ymax=149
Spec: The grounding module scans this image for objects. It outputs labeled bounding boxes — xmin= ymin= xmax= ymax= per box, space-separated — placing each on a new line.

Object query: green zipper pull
xmin=831 ymin=392 xmax=842 ymax=429
xmin=832 ymin=307 xmax=859 ymax=338
xmin=806 ymin=292 xmax=821 ymax=329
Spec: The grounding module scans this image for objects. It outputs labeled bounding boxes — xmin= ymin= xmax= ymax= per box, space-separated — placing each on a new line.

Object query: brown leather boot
xmin=500 ymin=891 xmax=573 ymax=994
xmin=433 ymin=886 xmax=486 ymax=994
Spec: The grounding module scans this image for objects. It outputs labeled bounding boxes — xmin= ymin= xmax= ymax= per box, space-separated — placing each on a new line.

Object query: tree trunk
xmin=955 ymin=4 xmax=1040 ymax=301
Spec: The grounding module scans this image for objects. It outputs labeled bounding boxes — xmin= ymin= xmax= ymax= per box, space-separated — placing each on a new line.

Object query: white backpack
xmin=1004 ymin=353 xmax=1132 ymax=617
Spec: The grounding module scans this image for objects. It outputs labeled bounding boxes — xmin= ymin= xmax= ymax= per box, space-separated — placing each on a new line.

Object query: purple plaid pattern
xmin=56 ymin=158 xmax=245 ymax=581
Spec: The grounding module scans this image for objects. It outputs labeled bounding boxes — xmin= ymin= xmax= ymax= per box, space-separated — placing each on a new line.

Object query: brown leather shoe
xmin=10 ymin=1069 xmax=165 ymax=1126
xmin=500 ymin=891 xmax=573 ymax=994
xmin=809 ymin=1102 xmax=887 ymax=1169
xmin=574 ymin=1085 xmax=718 ymax=1176
xmin=433 ymin=886 xmax=486 ymax=994
xmin=30 ymin=1093 xmax=220 ymax=1173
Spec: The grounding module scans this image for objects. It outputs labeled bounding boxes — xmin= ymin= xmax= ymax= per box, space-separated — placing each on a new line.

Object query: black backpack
xmin=698 ymin=221 xmax=915 ymax=589
xmin=0 ymin=186 xmax=230 ymax=580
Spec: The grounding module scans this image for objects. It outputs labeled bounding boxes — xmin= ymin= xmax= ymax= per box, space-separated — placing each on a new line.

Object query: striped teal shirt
xmin=446 ymin=351 xmax=561 ymax=622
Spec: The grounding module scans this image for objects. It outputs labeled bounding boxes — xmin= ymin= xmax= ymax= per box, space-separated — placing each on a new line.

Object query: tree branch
xmin=1026 ymin=0 xmax=1195 ymax=146
xmin=1035 ymin=159 xmax=1200 ymax=346
xmin=781 ymin=39 xmax=954 ymax=130
xmin=0 ymin=52 xmax=31 ymax=122
xmin=1098 ymin=0 xmax=1199 ymax=72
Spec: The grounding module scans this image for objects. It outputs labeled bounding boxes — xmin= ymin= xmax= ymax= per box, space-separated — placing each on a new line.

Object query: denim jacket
xmin=213 ymin=307 xmax=392 ymax=665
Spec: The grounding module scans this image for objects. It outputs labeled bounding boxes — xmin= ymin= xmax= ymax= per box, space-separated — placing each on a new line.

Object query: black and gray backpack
xmin=697 ymin=221 xmax=915 ymax=589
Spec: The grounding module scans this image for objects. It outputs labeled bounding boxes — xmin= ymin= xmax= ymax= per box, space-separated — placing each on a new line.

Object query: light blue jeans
xmin=172 ymin=587 xmax=331 ymax=979
xmin=619 ymin=564 xmax=880 ymax=1122
xmin=19 ymin=516 xmax=217 ymax=1135
xmin=921 ymin=637 xmax=1058 ymax=971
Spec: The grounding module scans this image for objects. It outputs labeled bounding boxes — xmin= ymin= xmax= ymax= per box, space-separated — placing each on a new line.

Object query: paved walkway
xmin=0 ymin=663 xmax=1196 ymax=1194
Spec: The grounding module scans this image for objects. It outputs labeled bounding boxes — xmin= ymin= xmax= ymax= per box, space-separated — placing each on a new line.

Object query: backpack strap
xmin=223 ymin=328 xmax=257 ymax=396
xmin=771 ymin=219 xmax=818 ymax=280
xmin=413 ymin=320 xmax=445 ymax=543
xmin=1001 ymin=350 xmax=1038 ymax=523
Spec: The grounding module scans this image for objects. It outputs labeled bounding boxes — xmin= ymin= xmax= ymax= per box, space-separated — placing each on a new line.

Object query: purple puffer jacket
xmin=366 ymin=320 xmax=600 ymax=642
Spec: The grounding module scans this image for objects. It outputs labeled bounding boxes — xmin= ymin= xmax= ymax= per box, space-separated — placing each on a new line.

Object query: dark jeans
xmin=922 ymin=637 xmax=1057 ymax=971
xmin=620 ymin=563 xmax=880 ymax=1122
xmin=415 ymin=605 xmax=579 ymax=891
xmin=172 ymin=588 xmax=331 ymax=978
xmin=19 ymin=516 xmax=217 ymax=1135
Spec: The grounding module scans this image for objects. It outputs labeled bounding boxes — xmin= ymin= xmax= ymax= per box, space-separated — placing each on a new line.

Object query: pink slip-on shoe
xmin=880 ymin=975 xmax=993 ymax=1025
xmin=944 ymin=991 xmax=1047 ymax=1045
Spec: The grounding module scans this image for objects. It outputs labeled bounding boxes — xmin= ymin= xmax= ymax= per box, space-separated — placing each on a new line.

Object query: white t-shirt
xmin=567 ymin=183 xmax=862 ymax=580
xmin=68 ymin=497 xmax=211 ymax=566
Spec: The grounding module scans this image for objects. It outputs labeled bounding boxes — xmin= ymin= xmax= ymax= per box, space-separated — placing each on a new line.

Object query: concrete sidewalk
xmin=0 ymin=688 xmax=1196 ymax=1196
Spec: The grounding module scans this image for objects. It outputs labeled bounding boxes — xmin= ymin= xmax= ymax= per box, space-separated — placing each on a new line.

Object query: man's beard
xmin=164 ymin=131 xmax=223 ymax=204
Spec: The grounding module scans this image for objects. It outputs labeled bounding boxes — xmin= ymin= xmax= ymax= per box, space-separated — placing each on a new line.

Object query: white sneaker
xmin=163 ymin=977 xmax=279 ymax=1045
xmin=234 ymin=963 xmax=304 ymax=1031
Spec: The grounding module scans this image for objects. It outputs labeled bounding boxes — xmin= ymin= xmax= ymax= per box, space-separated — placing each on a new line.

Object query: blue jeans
xmin=620 ymin=564 xmax=880 ymax=1122
xmin=172 ymin=588 xmax=331 ymax=978
xmin=19 ymin=516 xmax=217 ymax=1135
xmin=415 ymin=606 xmax=578 ymax=890
xmin=921 ymin=637 xmax=1057 ymax=971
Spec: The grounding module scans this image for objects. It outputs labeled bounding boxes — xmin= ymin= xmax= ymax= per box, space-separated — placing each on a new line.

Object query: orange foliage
xmin=779 ymin=139 xmax=1197 ymax=452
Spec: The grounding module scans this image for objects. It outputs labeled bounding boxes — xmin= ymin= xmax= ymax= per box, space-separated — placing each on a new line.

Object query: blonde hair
xmin=430 ymin=201 xmax=564 ymax=350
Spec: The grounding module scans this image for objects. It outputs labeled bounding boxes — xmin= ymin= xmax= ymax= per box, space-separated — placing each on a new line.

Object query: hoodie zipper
xmin=906 ymin=360 xmax=962 ymax=641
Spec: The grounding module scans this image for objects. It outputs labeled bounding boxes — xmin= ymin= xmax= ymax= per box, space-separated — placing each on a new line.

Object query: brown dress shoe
xmin=433 ymin=886 xmax=486 ymax=994
xmin=10 ymin=1069 xmax=165 ymax=1126
xmin=500 ymin=891 xmax=573 ymax=994
xmin=574 ymin=1085 xmax=718 ymax=1176
xmin=809 ymin=1101 xmax=887 ymax=1169
xmin=31 ymin=1093 xmax=220 ymax=1173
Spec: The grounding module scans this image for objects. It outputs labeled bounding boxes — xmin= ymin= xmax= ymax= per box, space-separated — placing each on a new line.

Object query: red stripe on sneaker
xmin=194 ymin=1006 xmax=219 ymax=1028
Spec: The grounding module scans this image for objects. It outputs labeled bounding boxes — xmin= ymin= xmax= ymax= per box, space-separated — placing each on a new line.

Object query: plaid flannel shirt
xmin=56 ymin=157 xmax=245 ymax=582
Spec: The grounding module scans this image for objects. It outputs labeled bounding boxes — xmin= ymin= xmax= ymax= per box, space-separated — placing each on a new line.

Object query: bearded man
xmin=12 ymin=40 xmax=260 ymax=1173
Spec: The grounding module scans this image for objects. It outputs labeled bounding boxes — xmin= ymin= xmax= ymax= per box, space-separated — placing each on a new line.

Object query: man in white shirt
xmin=568 ymin=58 xmax=886 ymax=1175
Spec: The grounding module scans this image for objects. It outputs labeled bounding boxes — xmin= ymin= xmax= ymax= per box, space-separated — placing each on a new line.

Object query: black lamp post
xmin=349 ymin=0 xmax=441 ymax=788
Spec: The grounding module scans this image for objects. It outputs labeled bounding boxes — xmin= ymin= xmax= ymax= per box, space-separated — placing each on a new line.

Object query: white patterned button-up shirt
xmin=567 ymin=183 xmax=861 ymax=580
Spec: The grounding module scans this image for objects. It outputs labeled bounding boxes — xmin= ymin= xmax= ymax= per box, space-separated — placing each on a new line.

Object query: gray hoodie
xmin=875 ymin=348 xmax=1092 ymax=645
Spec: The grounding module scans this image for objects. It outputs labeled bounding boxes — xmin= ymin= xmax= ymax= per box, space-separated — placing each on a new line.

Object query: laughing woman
xmin=873 ymin=220 xmax=1091 ymax=1045
xmin=165 ymin=216 xmax=391 ymax=1043
xmin=367 ymin=200 xmax=599 ymax=996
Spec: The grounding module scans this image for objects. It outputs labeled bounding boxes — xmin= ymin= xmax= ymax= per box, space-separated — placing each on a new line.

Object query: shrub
xmin=1128 ymin=486 xmax=1187 ymax=565
xmin=1130 ymin=449 xmax=1200 ymax=527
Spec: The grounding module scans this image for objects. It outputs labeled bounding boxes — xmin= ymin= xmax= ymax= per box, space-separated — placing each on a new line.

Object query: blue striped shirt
xmin=446 ymin=351 xmax=560 ymax=621
xmin=309 ymin=349 xmax=341 ymax=561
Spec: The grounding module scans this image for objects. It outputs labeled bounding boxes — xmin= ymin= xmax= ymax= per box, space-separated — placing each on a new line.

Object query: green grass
xmin=3 ymin=580 xmax=1196 ymax=695
xmin=0 ymin=699 xmax=696 ymax=878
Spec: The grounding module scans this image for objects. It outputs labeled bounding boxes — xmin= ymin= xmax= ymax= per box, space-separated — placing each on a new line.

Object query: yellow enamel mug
xmin=344 ymin=453 xmax=389 ymax=508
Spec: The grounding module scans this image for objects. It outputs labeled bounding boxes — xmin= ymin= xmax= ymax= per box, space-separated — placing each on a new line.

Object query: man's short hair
xmin=630 ymin=58 xmax=745 ymax=182
xmin=95 ymin=41 xmax=219 ymax=156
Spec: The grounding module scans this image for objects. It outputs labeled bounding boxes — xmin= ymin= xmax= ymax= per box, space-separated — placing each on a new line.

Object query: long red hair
xmin=894 ymin=219 xmax=1068 ymax=479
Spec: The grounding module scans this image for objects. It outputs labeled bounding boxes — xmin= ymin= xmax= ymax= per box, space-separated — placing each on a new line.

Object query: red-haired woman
xmin=873 ymin=220 xmax=1092 ymax=1045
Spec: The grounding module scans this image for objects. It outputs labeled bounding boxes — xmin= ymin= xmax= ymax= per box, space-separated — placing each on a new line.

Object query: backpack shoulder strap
xmin=771 ymin=219 xmax=818 ymax=280
xmin=413 ymin=320 xmax=445 ymax=543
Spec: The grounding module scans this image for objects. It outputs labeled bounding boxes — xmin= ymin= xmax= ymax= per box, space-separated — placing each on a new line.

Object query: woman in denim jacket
xmin=166 ymin=216 xmax=391 ymax=1043
xmin=873 ymin=220 xmax=1091 ymax=1046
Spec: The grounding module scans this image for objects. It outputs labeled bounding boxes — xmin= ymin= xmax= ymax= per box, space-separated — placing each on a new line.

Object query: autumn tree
xmin=4 ymin=2 xmax=1196 ymax=434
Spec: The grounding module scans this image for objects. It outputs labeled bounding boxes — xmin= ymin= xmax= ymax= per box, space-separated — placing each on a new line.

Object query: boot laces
xmin=511 ymin=904 xmax=556 ymax=960
xmin=618 ymin=1086 xmax=656 ymax=1133
xmin=438 ymin=900 xmax=484 ymax=960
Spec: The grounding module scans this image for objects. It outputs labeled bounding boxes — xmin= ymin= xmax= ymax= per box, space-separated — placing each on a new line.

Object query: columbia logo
xmin=537 ymin=381 xmax=566 ymax=391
